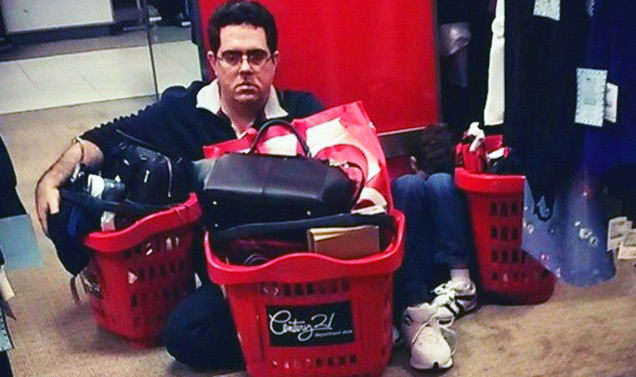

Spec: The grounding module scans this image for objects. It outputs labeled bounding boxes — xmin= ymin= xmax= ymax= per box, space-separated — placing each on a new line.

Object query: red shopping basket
xmin=83 ymin=194 xmax=202 ymax=346
xmin=455 ymin=168 xmax=556 ymax=304
xmin=206 ymin=211 xmax=404 ymax=377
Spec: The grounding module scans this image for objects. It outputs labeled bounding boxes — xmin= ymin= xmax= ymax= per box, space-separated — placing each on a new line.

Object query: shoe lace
xmin=432 ymin=290 xmax=457 ymax=308
xmin=411 ymin=314 xmax=457 ymax=353
xmin=432 ymin=282 xmax=460 ymax=307
xmin=433 ymin=281 xmax=466 ymax=297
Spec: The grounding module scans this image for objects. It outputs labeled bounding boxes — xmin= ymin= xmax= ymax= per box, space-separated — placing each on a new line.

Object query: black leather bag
xmin=202 ymin=120 xmax=363 ymax=231
xmin=104 ymin=130 xmax=191 ymax=208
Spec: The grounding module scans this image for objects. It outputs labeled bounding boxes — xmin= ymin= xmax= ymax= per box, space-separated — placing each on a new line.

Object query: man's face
xmin=208 ymin=24 xmax=278 ymax=107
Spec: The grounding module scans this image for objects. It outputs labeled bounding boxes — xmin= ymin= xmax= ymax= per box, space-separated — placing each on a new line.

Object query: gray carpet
xmin=1 ymin=99 xmax=635 ymax=377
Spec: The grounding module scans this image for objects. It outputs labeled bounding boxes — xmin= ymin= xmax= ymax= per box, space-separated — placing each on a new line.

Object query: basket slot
xmin=142 ymin=242 xmax=153 ymax=257
xmin=283 ymin=284 xmax=291 ymax=296
xmin=500 ymin=202 xmax=508 ymax=216
xmin=342 ymin=278 xmax=350 ymax=292
xmin=148 ymin=266 xmax=155 ymax=280
xmin=329 ymin=280 xmax=339 ymax=294
xmin=260 ymin=279 xmax=352 ymax=298
xmin=501 ymin=227 xmax=508 ymax=241
xmin=511 ymin=249 xmax=519 ymax=263
xmin=511 ymin=201 xmax=519 ymax=215
xmin=271 ymin=353 xmax=363 ymax=373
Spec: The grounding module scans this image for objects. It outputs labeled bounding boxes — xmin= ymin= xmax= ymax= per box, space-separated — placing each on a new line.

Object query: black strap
xmin=212 ymin=213 xmax=394 ymax=242
xmin=114 ymin=128 xmax=183 ymax=162
xmin=60 ymin=189 xmax=171 ymax=217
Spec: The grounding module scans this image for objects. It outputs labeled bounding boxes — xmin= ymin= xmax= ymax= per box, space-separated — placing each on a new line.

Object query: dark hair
xmin=411 ymin=125 xmax=455 ymax=175
xmin=208 ymin=0 xmax=278 ymax=54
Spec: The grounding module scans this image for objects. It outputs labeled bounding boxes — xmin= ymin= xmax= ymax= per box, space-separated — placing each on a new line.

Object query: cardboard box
xmin=307 ymin=225 xmax=379 ymax=260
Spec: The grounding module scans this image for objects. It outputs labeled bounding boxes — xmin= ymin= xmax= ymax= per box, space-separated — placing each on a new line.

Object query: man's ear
xmin=207 ymin=51 xmax=218 ymax=76
xmin=272 ymin=50 xmax=280 ymax=68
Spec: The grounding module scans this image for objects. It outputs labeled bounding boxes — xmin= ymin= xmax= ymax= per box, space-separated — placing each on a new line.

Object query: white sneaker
xmin=432 ymin=280 xmax=477 ymax=323
xmin=401 ymin=303 xmax=456 ymax=370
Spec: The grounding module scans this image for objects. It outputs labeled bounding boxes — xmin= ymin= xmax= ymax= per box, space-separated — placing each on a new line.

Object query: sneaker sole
xmin=410 ymin=356 xmax=453 ymax=370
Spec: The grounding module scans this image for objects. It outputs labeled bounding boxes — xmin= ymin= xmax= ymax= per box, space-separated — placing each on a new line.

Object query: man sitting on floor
xmin=35 ymin=0 xmax=323 ymax=369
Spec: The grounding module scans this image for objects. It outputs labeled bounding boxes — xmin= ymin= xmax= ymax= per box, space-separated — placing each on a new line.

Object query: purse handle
xmin=248 ymin=120 xmax=312 ymax=156
xmin=248 ymin=119 xmax=366 ymax=207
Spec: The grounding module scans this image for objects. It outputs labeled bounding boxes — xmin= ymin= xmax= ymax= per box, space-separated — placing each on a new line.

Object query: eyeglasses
xmin=216 ymin=49 xmax=273 ymax=69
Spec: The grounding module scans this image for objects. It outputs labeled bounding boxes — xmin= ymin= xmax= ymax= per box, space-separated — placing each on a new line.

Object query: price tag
xmin=534 ymin=0 xmax=561 ymax=21
xmin=575 ymin=68 xmax=607 ymax=127
xmin=604 ymin=82 xmax=618 ymax=123
xmin=617 ymin=229 xmax=636 ymax=260
xmin=607 ymin=216 xmax=629 ymax=251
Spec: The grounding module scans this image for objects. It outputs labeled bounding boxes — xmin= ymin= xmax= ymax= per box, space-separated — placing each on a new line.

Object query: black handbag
xmin=202 ymin=120 xmax=363 ymax=231
xmin=49 ymin=135 xmax=191 ymax=276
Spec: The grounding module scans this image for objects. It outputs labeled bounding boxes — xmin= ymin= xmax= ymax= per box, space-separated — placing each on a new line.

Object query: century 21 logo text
xmin=269 ymin=310 xmax=339 ymax=342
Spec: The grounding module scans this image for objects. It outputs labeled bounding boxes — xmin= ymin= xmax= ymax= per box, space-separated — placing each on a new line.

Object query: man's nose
xmin=238 ymin=56 xmax=253 ymax=73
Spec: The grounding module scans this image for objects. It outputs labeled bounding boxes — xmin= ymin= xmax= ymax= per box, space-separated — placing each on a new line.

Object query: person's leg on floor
xmin=162 ymin=283 xmax=243 ymax=370
xmin=426 ymin=173 xmax=477 ymax=317
xmin=426 ymin=173 xmax=473 ymax=269
xmin=392 ymin=174 xmax=456 ymax=370
xmin=392 ymin=174 xmax=436 ymax=320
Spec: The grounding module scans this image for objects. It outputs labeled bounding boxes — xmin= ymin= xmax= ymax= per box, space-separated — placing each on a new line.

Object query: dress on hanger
xmin=505 ymin=0 xmax=615 ymax=285
xmin=581 ymin=0 xmax=636 ymax=219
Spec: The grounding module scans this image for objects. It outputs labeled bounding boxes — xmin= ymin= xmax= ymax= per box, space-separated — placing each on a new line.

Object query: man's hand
xmin=34 ymin=138 xmax=104 ymax=237
xmin=35 ymin=179 xmax=60 ymax=237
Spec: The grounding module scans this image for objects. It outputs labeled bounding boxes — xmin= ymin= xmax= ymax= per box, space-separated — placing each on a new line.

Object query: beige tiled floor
xmin=0 ymin=40 xmax=201 ymax=115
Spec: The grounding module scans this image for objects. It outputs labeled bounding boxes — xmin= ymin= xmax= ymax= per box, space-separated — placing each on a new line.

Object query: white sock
xmin=450 ymin=268 xmax=471 ymax=284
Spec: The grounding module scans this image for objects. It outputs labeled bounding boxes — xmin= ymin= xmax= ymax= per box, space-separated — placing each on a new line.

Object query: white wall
xmin=2 ymin=0 xmax=114 ymax=33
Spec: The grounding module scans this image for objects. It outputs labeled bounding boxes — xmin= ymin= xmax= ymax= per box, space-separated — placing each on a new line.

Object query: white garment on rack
xmin=483 ymin=0 xmax=505 ymax=126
